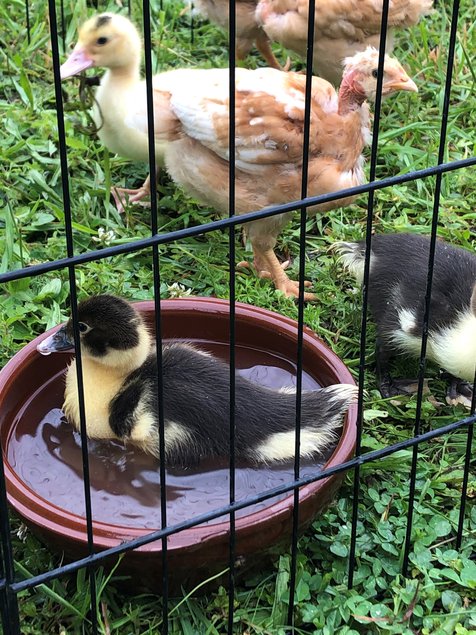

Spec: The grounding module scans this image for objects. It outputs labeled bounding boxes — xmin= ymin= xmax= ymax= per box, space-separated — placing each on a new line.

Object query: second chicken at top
xmin=195 ymin=0 xmax=433 ymax=85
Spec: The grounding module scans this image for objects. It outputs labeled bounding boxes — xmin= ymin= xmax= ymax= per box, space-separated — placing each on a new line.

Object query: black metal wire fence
xmin=0 ymin=0 xmax=475 ymax=633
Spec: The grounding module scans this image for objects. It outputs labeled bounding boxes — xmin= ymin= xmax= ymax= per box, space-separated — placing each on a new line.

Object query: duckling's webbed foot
xmin=443 ymin=373 xmax=474 ymax=408
xmin=379 ymin=374 xmax=421 ymax=399
xmin=375 ymin=339 xmax=420 ymax=399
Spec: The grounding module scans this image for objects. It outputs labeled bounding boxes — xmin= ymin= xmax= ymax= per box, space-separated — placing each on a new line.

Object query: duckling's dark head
xmin=38 ymin=295 xmax=151 ymax=368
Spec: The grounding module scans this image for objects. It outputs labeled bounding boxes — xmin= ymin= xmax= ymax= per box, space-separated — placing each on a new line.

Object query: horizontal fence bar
xmin=4 ymin=411 xmax=475 ymax=594
xmin=1 ymin=156 xmax=475 ymax=285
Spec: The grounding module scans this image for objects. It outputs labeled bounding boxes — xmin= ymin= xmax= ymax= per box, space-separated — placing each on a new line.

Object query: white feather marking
xmin=333 ymin=241 xmax=367 ymax=285
xmin=398 ymin=308 xmax=417 ymax=333
xmin=234 ymin=159 xmax=269 ymax=173
xmin=132 ymin=418 xmax=193 ymax=459
xmin=325 ymin=384 xmax=359 ymax=404
xmin=130 ymin=406 xmax=156 ymax=443
xmin=264 ymin=139 xmax=278 ymax=149
xmin=236 ymin=133 xmax=268 ymax=147
xmin=320 ymin=92 xmax=339 ymax=114
xmin=390 ymin=309 xmax=476 ymax=383
xmin=165 ymin=421 xmax=193 ymax=449
xmin=279 ymin=386 xmax=296 ymax=394
xmin=338 ymin=156 xmax=366 ymax=190
xmin=255 ymin=427 xmax=338 ymax=462
xmin=430 ymin=311 xmax=476 ymax=381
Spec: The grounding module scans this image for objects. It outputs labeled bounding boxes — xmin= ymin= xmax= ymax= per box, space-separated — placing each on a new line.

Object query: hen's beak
xmin=37 ymin=326 xmax=74 ymax=356
xmin=387 ymin=75 xmax=418 ymax=93
xmin=60 ymin=46 xmax=94 ymax=79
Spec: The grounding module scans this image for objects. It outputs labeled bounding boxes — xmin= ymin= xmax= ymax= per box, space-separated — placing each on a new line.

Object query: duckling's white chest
xmin=63 ymin=358 xmax=124 ymax=439
xmin=391 ymin=308 xmax=476 ymax=382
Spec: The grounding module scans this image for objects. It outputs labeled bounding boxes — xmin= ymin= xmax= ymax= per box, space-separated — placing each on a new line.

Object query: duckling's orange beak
xmin=60 ymin=46 xmax=94 ymax=79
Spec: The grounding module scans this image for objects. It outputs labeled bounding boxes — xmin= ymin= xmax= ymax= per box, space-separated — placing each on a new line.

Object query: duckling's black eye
xmin=372 ymin=69 xmax=379 ymax=79
xmin=96 ymin=36 xmax=108 ymax=46
xmin=78 ymin=322 xmax=90 ymax=333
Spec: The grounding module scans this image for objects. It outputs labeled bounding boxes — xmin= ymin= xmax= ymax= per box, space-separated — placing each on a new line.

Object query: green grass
xmin=1 ymin=0 xmax=476 ymax=632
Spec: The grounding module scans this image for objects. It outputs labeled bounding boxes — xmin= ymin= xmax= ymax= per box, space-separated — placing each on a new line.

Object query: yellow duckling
xmin=61 ymin=13 xmax=175 ymax=212
xmin=37 ymin=295 xmax=357 ymax=465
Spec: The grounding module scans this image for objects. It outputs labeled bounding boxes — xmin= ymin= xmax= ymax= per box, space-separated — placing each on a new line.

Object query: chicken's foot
xmin=112 ymin=173 xmax=155 ymax=213
xmin=254 ymin=246 xmax=316 ymax=300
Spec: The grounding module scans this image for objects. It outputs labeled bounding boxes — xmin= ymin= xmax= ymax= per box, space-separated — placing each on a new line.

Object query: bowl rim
xmin=0 ymin=297 xmax=357 ymax=552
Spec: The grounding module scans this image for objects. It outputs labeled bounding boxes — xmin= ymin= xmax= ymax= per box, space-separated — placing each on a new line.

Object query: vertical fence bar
xmin=0 ymin=574 xmax=14 ymax=635
xmin=60 ymin=0 xmax=66 ymax=54
xmin=347 ymin=0 xmax=390 ymax=589
xmin=227 ymin=0 xmax=237 ymax=632
xmin=402 ymin=0 xmax=461 ymax=576
xmin=25 ymin=0 xmax=30 ymax=44
xmin=142 ymin=2 xmax=169 ymax=632
xmin=0 ymin=450 xmax=20 ymax=633
xmin=456 ymin=376 xmax=475 ymax=548
xmin=47 ymin=2 xmax=98 ymax=631
xmin=286 ymin=0 xmax=316 ymax=630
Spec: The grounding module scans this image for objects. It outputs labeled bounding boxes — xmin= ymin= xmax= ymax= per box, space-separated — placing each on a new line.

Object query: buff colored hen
xmin=129 ymin=47 xmax=417 ymax=300
xmin=256 ymin=0 xmax=433 ymax=84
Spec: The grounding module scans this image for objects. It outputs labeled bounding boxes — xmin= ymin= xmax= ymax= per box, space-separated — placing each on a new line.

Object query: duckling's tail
xmin=253 ymin=383 xmax=357 ymax=463
xmin=331 ymin=241 xmax=366 ymax=285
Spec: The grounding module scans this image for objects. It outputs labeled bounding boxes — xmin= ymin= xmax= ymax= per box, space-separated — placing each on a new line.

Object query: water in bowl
xmin=7 ymin=342 xmax=333 ymax=529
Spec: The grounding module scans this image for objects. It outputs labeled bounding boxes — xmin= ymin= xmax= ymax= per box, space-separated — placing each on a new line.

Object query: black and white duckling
xmin=37 ymin=295 xmax=357 ymax=465
xmin=335 ymin=233 xmax=476 ymax=406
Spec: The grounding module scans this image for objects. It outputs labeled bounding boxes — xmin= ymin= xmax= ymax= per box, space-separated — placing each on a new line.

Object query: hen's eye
xmin=78 ymin=322 xmax=90 ymax=333
xmin=96 ymin=36 xmax=108 ymax=46
xmin=372 ymin=69 xmax=379 ymax=79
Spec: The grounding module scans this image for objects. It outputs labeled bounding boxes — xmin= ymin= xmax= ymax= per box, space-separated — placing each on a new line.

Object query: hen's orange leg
xmin=113 ymin=172 xmax=158 ymax=213
xmin=255 ymin=32 xmax=287 ymax=71
xmin=253 ymin=246 xmax=316 ymax=301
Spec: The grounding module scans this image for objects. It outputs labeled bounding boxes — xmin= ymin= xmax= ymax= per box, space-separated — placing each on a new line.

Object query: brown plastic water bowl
xmin=0 ymin=298 xmax=356 ymax=593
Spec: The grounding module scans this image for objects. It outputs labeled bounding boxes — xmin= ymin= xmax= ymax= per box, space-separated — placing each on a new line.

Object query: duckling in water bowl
xmin=0 ymin=296 xmax=357 ymax=592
